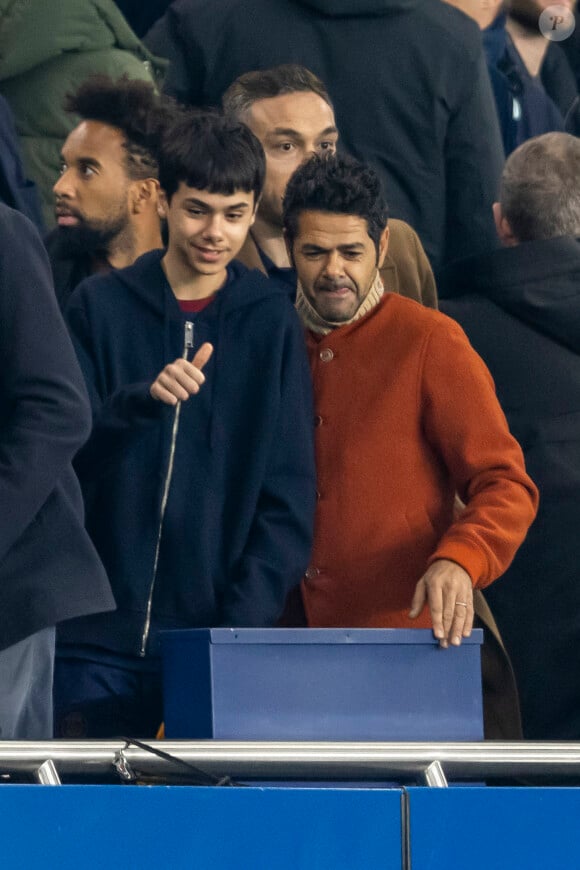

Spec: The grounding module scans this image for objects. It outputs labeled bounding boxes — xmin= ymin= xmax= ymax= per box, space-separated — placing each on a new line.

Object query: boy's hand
xmin=150 ymin=343 xmax=214 ymax=405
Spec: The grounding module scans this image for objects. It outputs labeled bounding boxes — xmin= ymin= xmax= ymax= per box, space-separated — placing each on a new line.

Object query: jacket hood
xmin=442 ymin=236 xmax=580 ymax=355
xmin=113 ymin=249 xmax=290 ymax=318
xmin=0 ymin=0 xmax=162 ymax=80
xmin=293 ymin=0 xmax=419 ymax=16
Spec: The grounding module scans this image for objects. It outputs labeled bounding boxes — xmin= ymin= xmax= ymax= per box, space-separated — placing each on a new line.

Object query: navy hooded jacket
xmin=61 ymin=250 xmax=316 ymax=658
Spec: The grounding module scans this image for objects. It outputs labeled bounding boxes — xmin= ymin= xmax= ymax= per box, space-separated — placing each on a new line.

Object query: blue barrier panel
xmin=408 ymin=787 xmax=580 ymax=869
xmin=162 ymin=628 xmax=484 ymax=741
xmin=0 ymin=785 xmax=403 ymax=870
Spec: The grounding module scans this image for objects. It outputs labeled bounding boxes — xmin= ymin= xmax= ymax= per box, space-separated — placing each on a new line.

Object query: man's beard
xmin=52 ymin=212 xmax=128 ymax=260
xmin=508 ymin=0 xmax=547 ymax=29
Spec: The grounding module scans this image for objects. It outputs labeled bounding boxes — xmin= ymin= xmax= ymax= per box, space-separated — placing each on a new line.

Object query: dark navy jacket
xmin=61 ymin=250 xmax=316 ymax=658
xmin=441 ymin=237 xmax=580 ymax=739
xmin=0 ymin=204 xmax=113 ymax=651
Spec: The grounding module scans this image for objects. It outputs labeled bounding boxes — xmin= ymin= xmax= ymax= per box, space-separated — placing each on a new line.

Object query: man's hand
xmin=150 ymin=342 xmax=214 ymax=406
xmin=409 ymin=558 xmax=474 ymax=648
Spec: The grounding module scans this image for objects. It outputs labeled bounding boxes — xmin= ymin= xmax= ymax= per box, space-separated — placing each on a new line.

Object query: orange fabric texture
xmin=302 ymin=294 xmax=538 ymax=629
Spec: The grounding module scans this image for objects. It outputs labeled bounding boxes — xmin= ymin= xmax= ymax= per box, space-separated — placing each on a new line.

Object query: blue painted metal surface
xmin=408 ymin=787 xmax=580 ymax=869
xmin=162 ymin=628 xmax=484 ymax=741
xmin=0 ymin=785 xmax=403 ymax=870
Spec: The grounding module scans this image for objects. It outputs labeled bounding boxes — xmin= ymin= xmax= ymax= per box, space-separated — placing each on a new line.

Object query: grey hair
xmin=222 ymin=64 xmax=333 ymax=120
xmin=500 ymin=133 xmax=580 ymax=242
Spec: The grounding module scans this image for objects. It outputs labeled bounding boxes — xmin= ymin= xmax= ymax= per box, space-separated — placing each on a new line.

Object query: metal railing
xmin=2 ymin=741 xmax=580 ymax=787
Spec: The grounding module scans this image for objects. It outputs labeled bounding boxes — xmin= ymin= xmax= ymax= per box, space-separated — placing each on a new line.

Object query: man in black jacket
xmin=0 ymin=204 xmax=114 ymax=738
xmin=441 ymin=132 xmax=580 ymax=740
xmin=145 ymin=0 xmax=504 ymax=271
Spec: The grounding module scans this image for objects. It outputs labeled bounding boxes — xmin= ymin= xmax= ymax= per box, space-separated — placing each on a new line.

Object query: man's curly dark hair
xmin=282 ymin=154 xmax=389 ymax=256
xmin=64 ymin=74 xmax=160 ymax=180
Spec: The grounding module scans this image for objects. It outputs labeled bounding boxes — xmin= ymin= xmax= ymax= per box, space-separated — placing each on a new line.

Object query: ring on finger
xmin=455 ymin=601 xmax=468 ymax=608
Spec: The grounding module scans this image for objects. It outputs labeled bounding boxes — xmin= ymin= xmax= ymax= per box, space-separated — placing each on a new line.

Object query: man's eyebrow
xmin=268 ymin=127 xmax=302 ymax=138
xmin=318 ymin=126 xmax=339 ymax=137
xmin=61 ymin=154 xmax=101 ymax=168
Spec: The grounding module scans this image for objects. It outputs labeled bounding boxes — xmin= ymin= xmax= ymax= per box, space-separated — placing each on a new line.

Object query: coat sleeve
xmin=65 ymin=289 xmax=165 ymax=477
xmin=421 ymin=317 xmax=539 ymax=587
xmin=0 ymin=208 xmax=92 ymax=563
xmin=219 ymin=308 xmax=316 ymax=626
xmin=443 ymin=48 xmax=505 ymax=266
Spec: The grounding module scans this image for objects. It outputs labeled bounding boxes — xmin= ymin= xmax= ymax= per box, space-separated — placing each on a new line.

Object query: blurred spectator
xmin=507 ymin=0 xmax=580 ymax=134
xmin=0 ymin=95 xmax=44 ymax=231
xmin=146 ymin=0 xmax=504 ymax=271
xmin=0 ymin=204 xmax=114 ymax=739
xmin=447 ymin=0 xmax=567 ymax=154
xmin=441 ymin=133 xmax=580 ymax=739
xmin=0 ymin=0 xmax=166 ymax=228
xmin=46 ymin=76 xmax=165 ymax=311
xmin=223 ymin=64 xmax=437 ymax=307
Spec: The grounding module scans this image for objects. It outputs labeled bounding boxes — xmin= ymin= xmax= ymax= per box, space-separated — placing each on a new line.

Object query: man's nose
xmin=53 ymin=169 xmax=73 ymax=198
xmin=323 ymin=250 xmax=345 ymax=278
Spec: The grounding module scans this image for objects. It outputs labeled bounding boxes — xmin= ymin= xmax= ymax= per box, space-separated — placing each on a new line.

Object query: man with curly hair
xmin=46 ymin=75 xmax=165 ymax=310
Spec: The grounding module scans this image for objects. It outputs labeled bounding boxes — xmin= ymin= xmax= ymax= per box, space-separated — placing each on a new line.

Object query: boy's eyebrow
xmin=182 ymin=197 xmax=251 ymax=211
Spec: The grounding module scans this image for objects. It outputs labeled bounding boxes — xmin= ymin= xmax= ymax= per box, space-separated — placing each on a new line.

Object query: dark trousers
xmin=53 ymin=651 xmax=163 ymax=739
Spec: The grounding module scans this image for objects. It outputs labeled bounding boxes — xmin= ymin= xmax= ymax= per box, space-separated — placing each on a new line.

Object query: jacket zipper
xmin=140 ymin=321 xmax=195 ymax=657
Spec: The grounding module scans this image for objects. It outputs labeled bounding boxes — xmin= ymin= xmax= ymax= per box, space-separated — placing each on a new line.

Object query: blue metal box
xmin=161 ymin=627 xmax=483 ymax=741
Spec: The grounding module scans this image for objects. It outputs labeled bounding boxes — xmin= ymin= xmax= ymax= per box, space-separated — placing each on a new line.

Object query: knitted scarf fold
xmin=295 ymin=271 xmax=384 ymax=335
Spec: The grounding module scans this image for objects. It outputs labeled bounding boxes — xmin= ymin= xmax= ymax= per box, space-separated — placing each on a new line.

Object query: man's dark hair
xmin=283 ymin=155 xmax=388 ymax=254
xmin=157 ymin=110 xmax=266 ymax=203
xmin=64 ymin=74 xmax=160 ymax=180
xmin=222 ymin=64 xmax=333 ymax=119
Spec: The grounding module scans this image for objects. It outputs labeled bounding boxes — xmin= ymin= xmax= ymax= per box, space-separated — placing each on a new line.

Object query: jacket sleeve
xmin=220 ymin=309 xmax=316 ymax=626
xmin=421 ymin=317 xmax=539 ymax=587
xmin=443 ymin=48 xmax=504 ymax=266
xmin=65 ymin=289 xmax=165 ymax=477
xmin=0 ymin=208 xmax=92 ymax=563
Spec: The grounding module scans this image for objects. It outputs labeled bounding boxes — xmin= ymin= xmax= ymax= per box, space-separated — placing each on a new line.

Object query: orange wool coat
xmin=301 ymin=293 xmax=538 ymax=629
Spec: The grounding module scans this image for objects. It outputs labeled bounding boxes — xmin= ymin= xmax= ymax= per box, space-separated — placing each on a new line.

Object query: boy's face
xmin=160 ymin=183 xmax=256 ymax=277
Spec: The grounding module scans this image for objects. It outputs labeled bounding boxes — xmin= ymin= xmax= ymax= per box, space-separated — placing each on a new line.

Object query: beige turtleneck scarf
xmin=295 ymin=271 xmax=384 ymax=335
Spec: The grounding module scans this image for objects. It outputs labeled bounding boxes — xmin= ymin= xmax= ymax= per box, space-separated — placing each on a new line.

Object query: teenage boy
xmin=54 ymin=111 xmax=316 ymax=738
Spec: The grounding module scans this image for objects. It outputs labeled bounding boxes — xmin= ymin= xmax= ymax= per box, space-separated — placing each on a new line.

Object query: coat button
xmin=319 ymin=348 xmax=334 ymax=362
xmin=305 ymin=567 xmax=320 ymax=579
xmin=314 ymin=415 xmax=323 ymax=427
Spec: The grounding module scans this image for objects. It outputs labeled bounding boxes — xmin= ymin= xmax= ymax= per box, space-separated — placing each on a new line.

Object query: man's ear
xmin=493 ymin=201 xmax=518 ymax=247
xmin=283 ymin=229 xmax=295 ymax=267
xmin=377 ymin=224 xmax=390 ymax=268
xmin=130 ymin=178 xmax=161 ymax=214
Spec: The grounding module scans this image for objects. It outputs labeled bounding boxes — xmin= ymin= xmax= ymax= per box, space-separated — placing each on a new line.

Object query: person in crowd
xmin=46 ymin=75 xmax=165 ymax=311
xmin=145 ymin=0 xmax=504 ymax=271
xmin=54 ymin=111 xmax=316 ymax=738
xmin=0 ymin=0 xmax=165 ymax=227
xmin=0 ymin=204 xmax=114 ymax=739
xmin=222 ymin=64 xmax=437 ymax=308
xmin=441 ymin=133 xmax=580 ymax=740
xmin=506 ymin=0 xmax=580 ymax=135
xmin=281 ymin=154 xmax=537 ymax=653
xmin=445 ymin=0 xmax=567 ymax=155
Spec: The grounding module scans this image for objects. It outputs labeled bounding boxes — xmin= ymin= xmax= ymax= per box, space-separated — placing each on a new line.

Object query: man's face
xmin=53 ymin=120 xmax=132 ymax=254
xmin=244 ymin=91 xmax=338 ymax=227
xmin=160 ymin=183 xmax=256 ymax=277
xmin=290 ymin=210 xmax=388 ymax=323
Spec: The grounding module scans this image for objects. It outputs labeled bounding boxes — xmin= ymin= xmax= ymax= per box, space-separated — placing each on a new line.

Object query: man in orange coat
xmin=283 ymin=154 xmax=538 ymax=648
